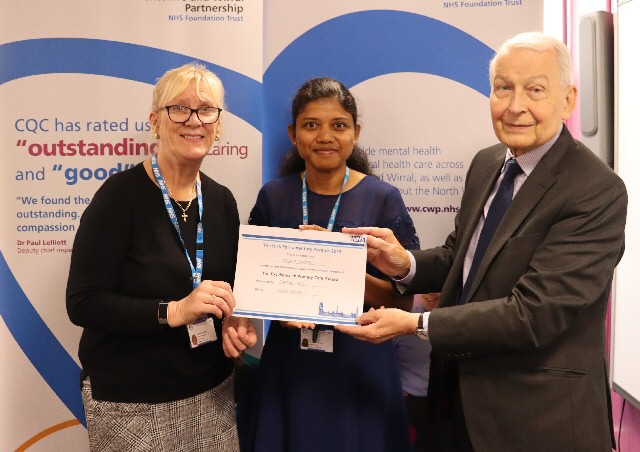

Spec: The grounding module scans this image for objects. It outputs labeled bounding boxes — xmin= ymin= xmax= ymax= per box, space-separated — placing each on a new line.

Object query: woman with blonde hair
xmin=67 ymin=63 xmax=256 ymax=451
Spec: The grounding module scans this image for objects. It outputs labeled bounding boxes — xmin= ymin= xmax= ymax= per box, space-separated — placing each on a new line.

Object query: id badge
xmin=300 ymin=327 xmax=333 ymax=353
xmin=187 ymin=317 xmax=217 ymax=349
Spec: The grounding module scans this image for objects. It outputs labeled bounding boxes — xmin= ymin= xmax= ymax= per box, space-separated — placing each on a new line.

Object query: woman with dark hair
xmin=244 ymin=77 xmax=419 ymax=452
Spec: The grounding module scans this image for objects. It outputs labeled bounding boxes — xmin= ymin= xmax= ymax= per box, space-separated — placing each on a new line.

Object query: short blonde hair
xmin=151 ymin=63 xmax=226 ymax=128
xmin=489 ymin=32 xmax=574 ymax=89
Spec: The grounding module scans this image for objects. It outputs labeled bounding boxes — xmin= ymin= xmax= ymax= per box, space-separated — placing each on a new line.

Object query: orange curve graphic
xmin=15 ymin=419 xmax=82 ymax=451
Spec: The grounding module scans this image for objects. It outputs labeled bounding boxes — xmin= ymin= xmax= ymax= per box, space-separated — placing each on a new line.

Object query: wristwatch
xmin=416 ymin=312 xmax=429 ymax=340
xmin=158 ymin=302 xmax=169 ymax=325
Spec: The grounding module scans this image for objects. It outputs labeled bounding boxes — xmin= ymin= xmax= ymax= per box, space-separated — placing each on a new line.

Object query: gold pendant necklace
xmin=168 ymin=182 xmax=196 ymax=223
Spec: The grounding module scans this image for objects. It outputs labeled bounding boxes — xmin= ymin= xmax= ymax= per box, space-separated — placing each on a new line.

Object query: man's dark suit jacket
xmin=406 ymin=126 xmax=627 ymax=451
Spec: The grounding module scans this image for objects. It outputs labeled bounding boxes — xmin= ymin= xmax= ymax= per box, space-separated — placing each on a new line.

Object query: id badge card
xmin=187 ymin=317 xmax=217 ymax=349
xmin=300 ymin=327 xmax=333 ymax=353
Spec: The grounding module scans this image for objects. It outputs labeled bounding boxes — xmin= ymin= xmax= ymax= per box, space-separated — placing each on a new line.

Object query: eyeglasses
xmin=164 ymin=105 xmax=222 ymax=124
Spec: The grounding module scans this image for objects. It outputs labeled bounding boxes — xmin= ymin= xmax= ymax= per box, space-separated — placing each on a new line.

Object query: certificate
xmin=233 ymin=225 xmax=367 ymax=325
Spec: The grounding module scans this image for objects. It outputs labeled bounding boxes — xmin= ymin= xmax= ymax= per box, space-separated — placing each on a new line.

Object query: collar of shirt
xmin=507 ymin=126 xmax=563 ymax=177
xmin=499 ymin=125 xmax=563 ymax=206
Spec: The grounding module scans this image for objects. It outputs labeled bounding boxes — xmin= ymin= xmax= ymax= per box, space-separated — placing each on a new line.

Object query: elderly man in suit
xmin=337 ymin=32 xmax=626 ymax=452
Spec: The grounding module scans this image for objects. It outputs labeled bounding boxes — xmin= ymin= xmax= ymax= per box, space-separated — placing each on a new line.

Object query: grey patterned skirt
xmin=81 ymin=376 xmax=239 ymax=452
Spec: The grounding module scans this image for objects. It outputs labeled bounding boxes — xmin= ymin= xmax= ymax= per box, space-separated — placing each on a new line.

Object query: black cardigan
xmin=66 ymin=163 xmax=238 ymax=402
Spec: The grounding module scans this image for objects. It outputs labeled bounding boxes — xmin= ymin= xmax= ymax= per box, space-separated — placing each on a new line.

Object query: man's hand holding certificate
xmin=233 ymin=225 xmax=367 ymax=325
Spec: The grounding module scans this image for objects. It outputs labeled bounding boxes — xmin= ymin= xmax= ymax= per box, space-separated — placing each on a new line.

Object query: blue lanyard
xmin=151 ymin=155 xmax=204 ymax=289
xmin=302 ymin=167 xmax=350 ymax=232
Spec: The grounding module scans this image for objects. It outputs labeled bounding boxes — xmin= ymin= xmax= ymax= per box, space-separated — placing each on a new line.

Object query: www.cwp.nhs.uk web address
xmin=407 ymin=205 xmax=460 ymax=214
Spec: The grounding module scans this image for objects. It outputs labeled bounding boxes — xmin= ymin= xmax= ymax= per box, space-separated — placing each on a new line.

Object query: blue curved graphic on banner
xmin=0 ymin=38 xmax=262 ymax=131
xmin=262 ymin=10 xmax=495 ymax=181
xmin=0 ymin=251 xmax=86 ymax=424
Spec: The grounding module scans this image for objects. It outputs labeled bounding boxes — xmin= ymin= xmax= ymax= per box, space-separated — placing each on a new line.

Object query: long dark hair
xmin=278 ymin=77 xmax=376 ymax=178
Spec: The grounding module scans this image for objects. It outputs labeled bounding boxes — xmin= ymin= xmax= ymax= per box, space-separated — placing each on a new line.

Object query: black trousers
xmin=424 ymin=363 xmax=475 ymax=452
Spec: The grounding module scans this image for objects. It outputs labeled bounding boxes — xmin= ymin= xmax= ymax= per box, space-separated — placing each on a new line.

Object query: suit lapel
xmin=464 ymin=126 xmax=574 ymax=302
xmin=441 ymin=148 xmax=503 ymax=307
xmin=457 ymin=151 xmax=504 ymax=258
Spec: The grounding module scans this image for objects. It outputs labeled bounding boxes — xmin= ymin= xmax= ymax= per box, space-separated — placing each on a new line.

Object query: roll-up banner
xmin=1 ymin=1 xmax=540 ymax=449
xmin=1 ymin=2 xmax=262 ymax=449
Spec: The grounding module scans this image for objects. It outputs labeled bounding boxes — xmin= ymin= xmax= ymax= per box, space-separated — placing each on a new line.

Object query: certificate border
xmin=234 ymin=226 xmax=366 ymax=325
xmin=233 ymin=309 xmax=358 ymax=325
xmin=242 ymin=233 xmax=366 ymax=249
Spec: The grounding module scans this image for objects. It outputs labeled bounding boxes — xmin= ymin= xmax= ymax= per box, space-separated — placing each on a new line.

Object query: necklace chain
xmin=167 ymin=182 xmax=197 ymax=222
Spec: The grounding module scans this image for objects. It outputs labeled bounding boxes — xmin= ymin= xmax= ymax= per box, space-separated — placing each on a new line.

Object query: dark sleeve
xmin=222 ymin=185 xmax=240 ymax=287
xmin=65 ymin=176 xmax=161 ymax=335
xmin=379 ymin=184 xmax=421 ymax=250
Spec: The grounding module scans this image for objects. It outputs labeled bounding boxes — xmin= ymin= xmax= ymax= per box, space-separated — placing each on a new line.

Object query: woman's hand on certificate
xmin=169 ymin=280 xmax=236 ymax=327
xmin=222 ymin=316 xmax=258 ymax=358
xmin=281 ymin=321 xmax=316 ymax=329
xmin=299 ymin=224 xmax=329 ymax=232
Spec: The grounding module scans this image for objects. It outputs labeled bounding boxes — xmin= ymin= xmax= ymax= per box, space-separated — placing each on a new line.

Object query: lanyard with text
xmin=302 ymin=167 xmax=350 ymax=232
xmin=151 ymin=155 xmax=204 ymax=289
